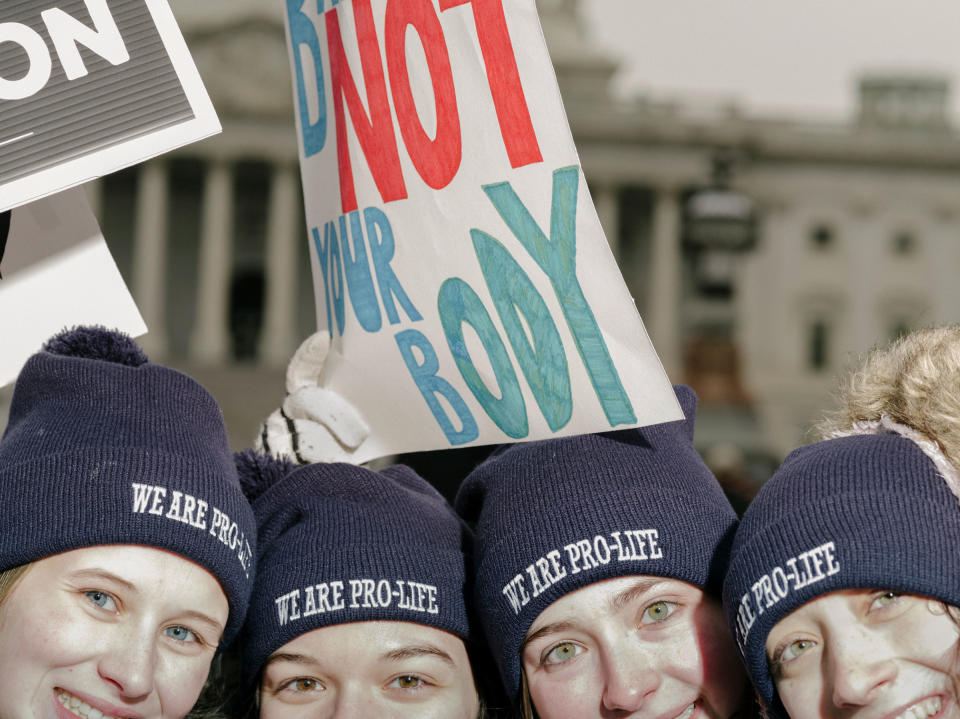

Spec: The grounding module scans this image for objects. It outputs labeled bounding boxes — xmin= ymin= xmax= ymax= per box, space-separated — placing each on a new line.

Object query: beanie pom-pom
xmin=235 ymin=448 xmax=296 ymax=502
xmin=43 ymin=326 xmax=148 ymax=367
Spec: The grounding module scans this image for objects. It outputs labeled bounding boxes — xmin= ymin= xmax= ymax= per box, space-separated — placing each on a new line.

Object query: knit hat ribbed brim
xmin=456 ymin=385 xmax=738 ymax=700
xmin=0 ymin=327 xmax=256 ymax=645
xmin=239 ymin=458 xmax=472 ymax=687
xmin=722 ymin=433 xmax=960 ymax=714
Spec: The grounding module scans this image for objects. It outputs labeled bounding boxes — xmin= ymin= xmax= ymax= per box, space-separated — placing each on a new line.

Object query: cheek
xmin=154 ymin=654 xmax=214 ymax=719
xmin=0 ymin=598 xmax=98 ymax=711
xmin=526 ymin=664 xmax=599 ymax=719
xmin=777 ymin=677 xmax=823 ymax=719
xmin=686 ymin=608 xmax=748 ymax=714
xmin=259 ymin=693 xmax=309 ymax=719
xmin=0 ymin=597 xmax=92 ymax=672
xmin=447 ymin=675 xmax=480 ymax=719
xmin=895 ymin=606 xmax=960 ymax=671
xmin=413 ymin=685 xmax=480 ymax=719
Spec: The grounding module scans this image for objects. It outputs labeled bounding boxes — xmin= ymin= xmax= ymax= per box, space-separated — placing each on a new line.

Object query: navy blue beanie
xmin=456 ymin=385 xmax=738 ymax=700
xmin=239 ymin=455 xmax=472 ymax=687
xmin=0 ymin=326 xmax=256 ymax=644
xmin=722 ymin=433 xmax=960 ymax=715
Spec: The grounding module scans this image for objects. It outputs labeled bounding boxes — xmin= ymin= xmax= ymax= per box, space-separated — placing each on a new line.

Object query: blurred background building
xmin=10 ymin=0 xmax=960 ymax=497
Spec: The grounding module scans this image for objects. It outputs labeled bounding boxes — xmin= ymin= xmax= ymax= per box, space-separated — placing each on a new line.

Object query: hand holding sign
xmin=258 ymin=331 xmax=370 ymax=464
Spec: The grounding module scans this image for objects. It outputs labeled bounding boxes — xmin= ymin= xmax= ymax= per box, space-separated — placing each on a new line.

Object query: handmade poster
xmin=0 ymin=0 xmax=220 ymax=213
xmin=0 ymin=187 xmax=146 ymax=386
xmin=283 ymin=0 xmax=682 ymax=461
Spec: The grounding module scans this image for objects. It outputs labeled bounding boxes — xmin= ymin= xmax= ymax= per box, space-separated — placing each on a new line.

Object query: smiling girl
xmin=723 ymin=434 xmax=960 ymax=719
xmin=0 ymin=326 xmax=256 ymax=719
xmin=235 ymin=453 xmax=487 ymax=719
xmin=456 ymin=385 xmax=756 ymax=719
xmin=723 ymin=326 xmax=960 ymax=719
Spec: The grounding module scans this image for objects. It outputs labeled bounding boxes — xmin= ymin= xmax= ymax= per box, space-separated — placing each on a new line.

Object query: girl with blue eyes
xmin=234 ymin=452 xmax=486 ymax=719
xmin=0 ymin=327 xmax=256 ymax=719
xmin=723 ymin=327 xmax=960 ymax=719
xmin=457 ymin=385 xmax=756 ymax=719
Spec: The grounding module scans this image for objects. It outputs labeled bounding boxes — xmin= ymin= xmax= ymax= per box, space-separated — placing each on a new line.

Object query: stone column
xmin=132 ymin=161 xmax=169 ymax=358
xmin=259 ymin=162 xmax=301 ymax=365
xmin=190 ymin=161 xmax=234 ymax=365
xmin=592 ymin=182 xmax=620 ymax=263
xmin=647 ymin=186 xmax=683 ymax=381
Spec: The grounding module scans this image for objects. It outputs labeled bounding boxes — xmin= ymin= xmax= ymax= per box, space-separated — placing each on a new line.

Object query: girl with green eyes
xmin=233 ymin=451 xmax=492 ymax=719
xmin=0 ymin=327 xmax=256 ymax=719
xmin=723 ymin=327 xmax=960 ymax=719
xmin=457 ymin=385 xmax=758 ymax=719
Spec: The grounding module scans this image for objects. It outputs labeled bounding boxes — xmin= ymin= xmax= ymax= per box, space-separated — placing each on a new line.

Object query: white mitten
xmin=257 ymin=331 xmax=370 ymax=464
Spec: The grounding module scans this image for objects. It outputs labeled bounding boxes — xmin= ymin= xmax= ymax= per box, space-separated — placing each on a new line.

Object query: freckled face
xmin=766 ymin=590 xmax=960 ymax=719
xmin=259 ymin=621 xmax=479 ymax=719
xmin=0 ymin=546 xmax=229 ymax=719
xmin=521 ymin=576 xmax=747 ymax=719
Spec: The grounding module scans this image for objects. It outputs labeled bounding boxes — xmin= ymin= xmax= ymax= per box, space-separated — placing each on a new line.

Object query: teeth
xmin=54 ymin=691 xmax=124 ymax=719
xmin=675 ymin=704 xmax=695 ymax=719
xmin=893 ymin=696 xmax=942 ymax=719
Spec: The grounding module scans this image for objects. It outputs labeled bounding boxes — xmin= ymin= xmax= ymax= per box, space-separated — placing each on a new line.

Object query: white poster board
xmin=0 ymin=0 xmax=220 ymax=213
xmin=284 ymin=0 xmax=682 ymax=461
xmin=0 ymin=187 xmax=146 ymax=386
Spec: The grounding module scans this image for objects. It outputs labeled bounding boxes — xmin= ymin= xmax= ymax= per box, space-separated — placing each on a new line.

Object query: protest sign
xmin=0 ymin=186 xmax=146 ymax=386
xmin=283 ymin=0 xmax=682 ymax=461
xmin=0 ymin=0 xmax=220 ymax=213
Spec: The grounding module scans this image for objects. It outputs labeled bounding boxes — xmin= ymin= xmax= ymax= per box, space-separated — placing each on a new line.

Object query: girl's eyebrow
xmin=265 ymin=652 xmax=318 ymax=668
xmin=265 ymin=646 xmax=458 ymax=669
xmin=609 ymin=577 xmax=668 ymax=612
xmin=178 ymin=608 xmax=225 ymax=636
xmin=68 ymin=568 xmax=137 ymax=591
xmin=521 ymin=620 xmax=576 ymax=652
xmin=382 ymin=644 xmax=455 ymax=666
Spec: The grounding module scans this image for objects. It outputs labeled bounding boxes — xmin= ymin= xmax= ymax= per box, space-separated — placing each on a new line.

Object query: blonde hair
xmin=520 ymin=670 xmax=535 ymax=719
xmin=0 ymin=564 xmax=29 ymax=609
xmin=816 ymin=325 xmax=960 ymax=467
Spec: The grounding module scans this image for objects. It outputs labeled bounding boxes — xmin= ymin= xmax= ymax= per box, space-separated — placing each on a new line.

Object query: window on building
xmin=229 ymin=267 xmax=265 ymax=361
xmin=892 ymin=231 xmax=916 ymax=255
xmin=809 ymin=320 xmax=830 ymax=371
xmin=228 ymin=161 xmax=270 ymax=361
xmin=810 ymin=224 xmax=834 ymax=250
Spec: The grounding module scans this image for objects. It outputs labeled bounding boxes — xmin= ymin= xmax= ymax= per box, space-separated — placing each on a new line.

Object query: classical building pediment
xmin=186 ymin=20 xmax=294 ymax=120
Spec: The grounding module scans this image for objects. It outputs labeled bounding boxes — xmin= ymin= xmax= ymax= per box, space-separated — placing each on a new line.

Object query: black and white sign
xmin=0 ymin=0 xmax=219 ymax=212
